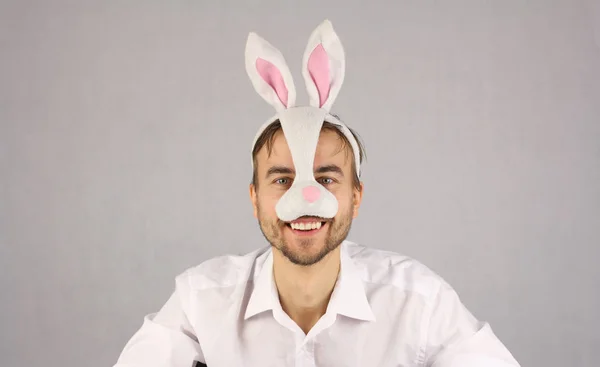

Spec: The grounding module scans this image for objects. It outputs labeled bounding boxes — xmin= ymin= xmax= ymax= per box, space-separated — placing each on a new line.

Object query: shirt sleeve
xmin=113 ymin=271 xmax=205 ymax=367
xmin=422 ymin=280 xmax=521 ymax=367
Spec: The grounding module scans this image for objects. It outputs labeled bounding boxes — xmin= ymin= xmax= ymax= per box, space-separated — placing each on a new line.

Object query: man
xmin=114 ymin=20 xmax=520 ymax=366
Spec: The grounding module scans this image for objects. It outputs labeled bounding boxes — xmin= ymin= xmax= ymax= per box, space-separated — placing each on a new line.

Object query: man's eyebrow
xmin=265 ymin=166 xmax=295 ymax=178
xmin=315 ymin=164 xmax=344 ymax=176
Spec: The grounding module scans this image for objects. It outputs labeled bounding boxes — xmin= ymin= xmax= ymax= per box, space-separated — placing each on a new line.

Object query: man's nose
xmin=302 ymin=186 xmax=321 ymax=203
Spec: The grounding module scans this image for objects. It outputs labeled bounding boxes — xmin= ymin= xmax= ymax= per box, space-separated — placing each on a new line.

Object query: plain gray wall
xmin=1 ymin=1 xmax=599 ymax=366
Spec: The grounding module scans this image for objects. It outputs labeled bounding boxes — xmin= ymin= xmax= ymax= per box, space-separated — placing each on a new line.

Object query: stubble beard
xmin=256 ymin=202 xmax=353 ymax=267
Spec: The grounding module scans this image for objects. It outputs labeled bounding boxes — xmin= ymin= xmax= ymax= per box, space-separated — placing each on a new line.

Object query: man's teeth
xmin=290 ymin=222 xmax=322 ymax=231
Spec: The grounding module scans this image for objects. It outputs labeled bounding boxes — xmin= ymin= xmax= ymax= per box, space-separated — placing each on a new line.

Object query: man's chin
xmin=278 ymin=245 xmax=328 ymax=267
xmin=279 ymin=231 xmax=339 ymax=266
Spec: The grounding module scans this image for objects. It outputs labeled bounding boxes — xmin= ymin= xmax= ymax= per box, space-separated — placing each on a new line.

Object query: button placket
xmin=295 ymin=339 xmax=315 ymax=367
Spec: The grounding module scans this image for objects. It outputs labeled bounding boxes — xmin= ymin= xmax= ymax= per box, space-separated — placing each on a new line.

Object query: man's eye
xmin=318 ymin=177 xmax=334 ymax=185
xmin=275 ymin=178 xmax=291 ymax=185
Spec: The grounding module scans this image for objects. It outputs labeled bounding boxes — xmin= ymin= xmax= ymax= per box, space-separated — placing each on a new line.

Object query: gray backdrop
xmin=1 ymin=1 xmax=599 ymax=366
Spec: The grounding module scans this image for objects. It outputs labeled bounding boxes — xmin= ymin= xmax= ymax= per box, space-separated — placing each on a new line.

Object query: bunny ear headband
xmin=246 ymin=19 xmax=361 ymax=222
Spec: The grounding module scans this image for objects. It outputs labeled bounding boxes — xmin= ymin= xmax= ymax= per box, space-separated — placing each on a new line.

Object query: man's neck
xmin=272 ymin=246 xmax=341 ymax=335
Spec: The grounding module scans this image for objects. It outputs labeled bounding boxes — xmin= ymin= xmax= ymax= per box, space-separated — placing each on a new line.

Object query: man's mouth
xmin=284 ymin=216 xmax=330 ymax=235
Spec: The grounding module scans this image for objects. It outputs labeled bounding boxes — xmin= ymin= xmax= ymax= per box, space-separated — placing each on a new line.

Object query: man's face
xmin=250 ymin=128 xmax=363 ymax=266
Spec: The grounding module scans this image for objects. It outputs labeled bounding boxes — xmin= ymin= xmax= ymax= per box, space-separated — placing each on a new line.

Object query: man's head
xmin=249 ymin=120 xmax=366 ymax=266
xmin=244 ymin=20 xmax=362 ymax=266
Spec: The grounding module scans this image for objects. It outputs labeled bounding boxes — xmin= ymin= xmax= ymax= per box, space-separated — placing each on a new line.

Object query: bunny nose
xmin=302 ymin=186 xmax=321 ymax=203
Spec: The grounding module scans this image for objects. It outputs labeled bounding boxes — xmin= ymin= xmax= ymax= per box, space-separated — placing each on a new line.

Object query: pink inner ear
xmin=256 ymin=58 xmax=288 ymax=107
xmin=307 ymin=43 xmax=330 ymax=107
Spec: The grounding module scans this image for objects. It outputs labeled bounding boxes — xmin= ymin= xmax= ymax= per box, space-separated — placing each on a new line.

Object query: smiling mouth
xmin=284 ymin=216 xmax=330 ymax=233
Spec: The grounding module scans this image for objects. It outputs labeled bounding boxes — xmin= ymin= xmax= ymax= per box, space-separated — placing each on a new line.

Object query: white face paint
xmin=246 ymin=19 xmax=361 ymax=222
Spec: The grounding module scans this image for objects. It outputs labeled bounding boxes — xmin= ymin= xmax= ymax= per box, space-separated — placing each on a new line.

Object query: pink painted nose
xmin=302 ymin=186 xmax=321 ymax=203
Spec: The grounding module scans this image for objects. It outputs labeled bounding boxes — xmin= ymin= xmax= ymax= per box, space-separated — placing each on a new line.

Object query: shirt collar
xmin=326 ymin=241 xmax=376 ymax=322
xmin=244 ymin=241 xmax=376 ymax=322
xmin=244 ymin=248 xmax=278 ymax=320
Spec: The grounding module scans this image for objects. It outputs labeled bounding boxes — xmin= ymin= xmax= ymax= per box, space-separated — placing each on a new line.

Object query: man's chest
xmin=195 ymin=316 xmax=422 ymax=367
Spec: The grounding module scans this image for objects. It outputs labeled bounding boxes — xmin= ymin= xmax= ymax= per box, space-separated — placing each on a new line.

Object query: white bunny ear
xmin=302 ymin=19 xmax=345 ymax=111
xmin=245 ymin=32 xmax=296 ymax=112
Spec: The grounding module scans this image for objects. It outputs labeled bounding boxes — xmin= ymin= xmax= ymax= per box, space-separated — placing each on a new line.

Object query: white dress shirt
xmin=114 ymin=240 xmax=520 ymax=367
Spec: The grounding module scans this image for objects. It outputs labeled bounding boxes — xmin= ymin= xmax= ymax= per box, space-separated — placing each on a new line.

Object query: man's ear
xmin=352 ymin=181 xmax=364 ymax=218
xmin=249 ymin=183 xmax=258 ymax=218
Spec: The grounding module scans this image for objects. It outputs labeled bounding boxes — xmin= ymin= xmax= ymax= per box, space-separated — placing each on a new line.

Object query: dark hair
xmin=251 ymin=118 xmax=366 ymax=191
